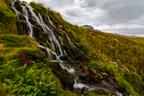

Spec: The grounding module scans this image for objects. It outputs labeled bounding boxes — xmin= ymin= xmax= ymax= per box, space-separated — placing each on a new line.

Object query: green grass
xmin=0 ymin=61 xmax=56 ymax=96
xmin=64 ymin=26 xmax=144 ymax=95
xmin=127 ymin=36 xmax=144 ymax=44
xmin=90 ymin=61 xmax=139 ymax=96
xmin=0 ymin=0 xmax=17 ymax=34
xmin=0 ymin=34 xmax=77 ymax=96
xmin=0 ymin=34 xmax=37 ymax=47
xmin=1 ymin=1 xmax=144 ymax=95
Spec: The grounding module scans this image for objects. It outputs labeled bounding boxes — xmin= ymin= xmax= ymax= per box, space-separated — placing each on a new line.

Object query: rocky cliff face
xmin=82 ymin=25 xmax=94 ymax=30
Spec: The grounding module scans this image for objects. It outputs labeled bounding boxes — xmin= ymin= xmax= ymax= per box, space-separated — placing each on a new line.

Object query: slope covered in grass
xmin=0 ymin=0 xmax=144 ymax=95
xmin=63 ymin=25 xmax=144 ymax=95
xmin=0 ymin=0 xmax=17 ymax=34
xmin=127 ymin=36 xmax=144 ymax=44
xmin=30 ymin=2 xmax=144 ymax=95
xmin=0 ymin=34 xmax=77 ymax=96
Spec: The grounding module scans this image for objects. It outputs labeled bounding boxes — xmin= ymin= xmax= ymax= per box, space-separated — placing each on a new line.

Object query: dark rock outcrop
xmin=82 ymin=25 xmax=94 ymax=30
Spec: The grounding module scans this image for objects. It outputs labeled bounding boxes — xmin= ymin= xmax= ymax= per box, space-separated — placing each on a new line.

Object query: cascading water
xmin=11 ymin=0 xmax=74 ymax=73
xmin=21 ymin=5 xmax=33 ymax=38
xmin=11 ymin=0 xmax=123 ymax=95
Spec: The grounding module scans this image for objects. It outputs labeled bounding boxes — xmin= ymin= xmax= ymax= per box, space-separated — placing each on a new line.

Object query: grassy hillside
xmin=0 ymin=34 xmax=77 ymax=96
xmin=63 ymin=25 xmax=144 ymax=95
xmin=127 ymin=36 xmax=144 ymax=44
xmin=0 ymin=0 xmax=17 ymax=34
xmin=32 ymin=3 xmax=144 ymax=95
xmin=0 ymin=1 xmax=144 ymax=96
xmin=64 ymin=23 xmax=144 ymax=95
xmin=30 ymin=3 xmax=144 ymax=95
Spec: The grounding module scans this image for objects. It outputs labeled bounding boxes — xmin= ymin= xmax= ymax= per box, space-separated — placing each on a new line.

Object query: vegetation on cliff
xmin=30 ymin=2 xmax=144 ymax=95
xmin=0 ymin=0 xmax=17 ymax=34
xmin=0 ymin=0 xmax=144 ymax=96
xmin=0 ymin=34 xmax=77 ymax=96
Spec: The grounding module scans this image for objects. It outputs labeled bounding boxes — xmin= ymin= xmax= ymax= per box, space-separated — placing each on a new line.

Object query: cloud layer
xmin=35 ymin=0 xmax=144 ymax=36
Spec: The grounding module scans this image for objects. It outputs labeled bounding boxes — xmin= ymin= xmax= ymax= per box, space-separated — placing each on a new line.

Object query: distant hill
xmin=82 ymin=25 xmax=94 ymax=30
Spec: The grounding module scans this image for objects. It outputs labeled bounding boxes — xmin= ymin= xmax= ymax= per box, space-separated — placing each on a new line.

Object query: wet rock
xmin=81 ymin=87 xmax=89 ymax=95
xmin=79 ymin=73 xmax=89 ymax=83
xmin=17 ymin=20 xmax=29 ymax=35
xmin=80 ymin=66 xmax=89 ymax=74
xmin=50 ymin=62 xmax=75 ymax=90
xmin=60 ymin=55 xmax=68 ymax=60
xmin=63 ymin=42 xmax=88 ymax=60
xmin=15 ymin=0 xmax=23 ymax=13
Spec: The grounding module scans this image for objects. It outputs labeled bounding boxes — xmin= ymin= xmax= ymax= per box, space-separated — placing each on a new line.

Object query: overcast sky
xmin=22 ymin=0 xmax=144 ymax=37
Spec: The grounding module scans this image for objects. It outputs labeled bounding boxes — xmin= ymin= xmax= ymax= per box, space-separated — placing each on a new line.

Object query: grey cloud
xmin=102 ymin=0 xmax=144 ymax=24
xmin=54 ymin=0 xmax=74 ymax=8
xmin=36 ymin=0 xmax=144 ymax=37
xmin=119 ymin=28 xmax=143 ymax=35
xmin=81 ymin=0 xmax=98 ymax=8
xmin=65 ymin=8 xmax=84 ymax=17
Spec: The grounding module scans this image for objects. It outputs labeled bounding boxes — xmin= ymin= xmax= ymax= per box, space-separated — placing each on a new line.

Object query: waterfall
xmin=38 ymin=44 xmax=75 ymax=74
xmin=21 ymin=5 xmax=33 ymax=38
xmin=11 ymin=0 xmax=74 ymax=74
xmin=11 ymin=1 xmax=123 ymax=96
xmin=11 ymin=0 xmax=20 ymax=15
